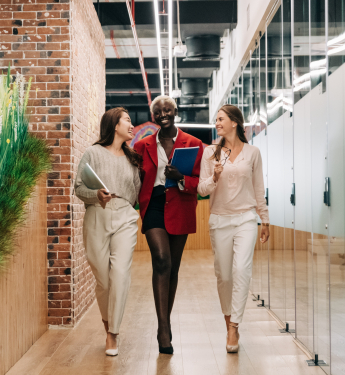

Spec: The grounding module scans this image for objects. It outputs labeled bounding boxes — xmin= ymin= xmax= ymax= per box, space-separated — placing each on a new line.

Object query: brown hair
xmin=94 ymin=107 xmax=142 ymax=168
xmin=211 ymin=105 xmax=248 ymax=161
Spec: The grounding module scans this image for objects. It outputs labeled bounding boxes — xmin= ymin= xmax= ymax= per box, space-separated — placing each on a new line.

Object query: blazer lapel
xmin=146 ymin=133 xmax=158 ymax=167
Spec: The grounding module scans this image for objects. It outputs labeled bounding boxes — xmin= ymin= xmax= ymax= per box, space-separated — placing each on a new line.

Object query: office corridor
xmin=7 ymin=250 xmax=325 ymax=375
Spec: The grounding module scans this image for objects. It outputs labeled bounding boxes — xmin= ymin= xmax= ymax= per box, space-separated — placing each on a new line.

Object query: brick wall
xmin=70 ymin=0 xmax=105 ymax=325
xmin=0 ymin=0 xmax=105 ymax=326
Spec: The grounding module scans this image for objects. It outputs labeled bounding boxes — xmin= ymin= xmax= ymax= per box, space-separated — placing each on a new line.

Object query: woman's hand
xmin=213 ymin=162 xmax=223 ymax=183
xmin=165 ymin=164 xmax=184 ymax=181
xmin=97 ymin=189 xmax=112 ymax=209
xmin=260 ymin=225 xmax=270 ymax=244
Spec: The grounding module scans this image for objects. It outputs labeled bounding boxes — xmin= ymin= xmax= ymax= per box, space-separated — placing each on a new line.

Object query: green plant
xmin=0 ymin=67 xmax=51 ymax=269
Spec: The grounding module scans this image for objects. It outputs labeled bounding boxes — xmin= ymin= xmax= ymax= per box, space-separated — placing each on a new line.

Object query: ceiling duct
xmin=184 ymin=35 xmax=221 ymax=62
xmin=181 ymin=79 xmax=208 ymax=98
xmin=181 ymin=111 xmax=197 ymax=123
xmin=179 ymin=97 xmax=208 ymax=108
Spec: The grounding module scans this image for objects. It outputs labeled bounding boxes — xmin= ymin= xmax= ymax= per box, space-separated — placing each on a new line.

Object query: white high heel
xmin=105 ymin=335 xmax=118 ymax=356
xmin=226 ymin=323 xmax=239 ymax=353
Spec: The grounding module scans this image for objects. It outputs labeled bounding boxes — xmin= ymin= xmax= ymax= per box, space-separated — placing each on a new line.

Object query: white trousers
xmin=83 ymin=198 xmax=139 ymax=334
xmin=209 ymin=209 xmax=258 ymax=323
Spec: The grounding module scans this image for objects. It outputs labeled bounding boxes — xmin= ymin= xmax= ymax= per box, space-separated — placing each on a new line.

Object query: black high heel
xmin=159 ymin=345 xmax=174 ymax=355
xmin=157 ymin=328 xmax=173 ymax=355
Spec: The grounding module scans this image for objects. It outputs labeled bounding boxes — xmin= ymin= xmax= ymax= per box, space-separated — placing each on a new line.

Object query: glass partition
xmin=328 ymin=0 xmax=345 ymax=373
xmin=309 ymin=0 xmax=330 ymax=370
xmin=282 ymin=0 xmax=295 ymax=331
xmin=293 ymin=0 xmax=314 ymax=353
xmin=225 ymin=2 xmax=344 ymax=370
xmin=251 ymin=46 xmax=262 ymax=298
xmin=266 ymin=4 xmax=286 ymax=324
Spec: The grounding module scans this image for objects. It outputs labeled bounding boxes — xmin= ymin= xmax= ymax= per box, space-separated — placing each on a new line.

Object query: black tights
xmin=145 ymin=228 xmax=188 ymax=347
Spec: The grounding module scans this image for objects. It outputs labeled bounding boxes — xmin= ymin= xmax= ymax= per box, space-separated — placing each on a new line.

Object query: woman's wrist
xmin=262 ymin=223 xmax=270 ymax=227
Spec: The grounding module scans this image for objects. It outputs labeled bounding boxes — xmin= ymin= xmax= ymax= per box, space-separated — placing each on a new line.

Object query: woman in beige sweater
xmin=198 ymin=105 xmax=269 ymax=353
xmin=75 ymin=108 xmax=141 ymax=356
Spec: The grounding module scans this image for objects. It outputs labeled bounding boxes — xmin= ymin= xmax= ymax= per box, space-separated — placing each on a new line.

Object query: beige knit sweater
xmin=74 ymin=144 xmax=141 ymax=208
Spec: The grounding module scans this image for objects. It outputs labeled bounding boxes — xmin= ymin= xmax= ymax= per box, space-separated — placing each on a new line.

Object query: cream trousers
xmin=209 ymin=209 xmax=258 ymax=323
xmin=83 ymin=198 xmax=139 ymax=334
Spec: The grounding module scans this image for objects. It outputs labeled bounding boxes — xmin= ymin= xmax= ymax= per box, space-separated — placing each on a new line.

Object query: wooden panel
xmin=0 ymin=178 xmax=48 ymax=375
xmin=135 ymin=199 xmax=212 ymax=251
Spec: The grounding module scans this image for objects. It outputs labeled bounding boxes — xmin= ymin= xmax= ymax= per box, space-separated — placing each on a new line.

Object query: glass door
xmin=328 ymin=0 xmax=345 ymax=373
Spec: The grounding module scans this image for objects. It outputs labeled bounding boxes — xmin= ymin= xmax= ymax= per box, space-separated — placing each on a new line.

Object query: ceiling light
xmin=153 ymin=0 xmax=164 ymax=95
xmin=174 ymin=45 xmax=187 ymax=57
xmin=171 ymin=89 xmax=182 ymax=98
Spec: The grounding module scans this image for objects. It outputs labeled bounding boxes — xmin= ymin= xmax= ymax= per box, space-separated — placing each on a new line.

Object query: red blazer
xmin=134 ymin=129 xmax=204 ymax=235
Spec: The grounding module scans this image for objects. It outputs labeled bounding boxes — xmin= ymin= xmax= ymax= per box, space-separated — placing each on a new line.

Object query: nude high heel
xmin=226 ymin=322 xmax=240 ymax=353
xmin=105 ymin=334 xmax=119 ymax=356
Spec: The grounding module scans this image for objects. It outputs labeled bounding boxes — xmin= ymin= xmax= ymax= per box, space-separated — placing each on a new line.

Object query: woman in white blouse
xmin=198 ymin=105 xmax=270 ymax=353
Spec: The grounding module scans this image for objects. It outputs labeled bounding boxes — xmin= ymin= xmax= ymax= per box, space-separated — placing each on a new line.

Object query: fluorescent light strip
xmin=168 ymin=0 xmax=173 ymax=97
xmin=176 ymin=123 xmax=215 ymax=128
xmin=328 ymin=32 xmax=345 ymax=47
xmin=153 ymin=0 xmax=164 ymax=95
xmin=328 ymin=44 xmax=345 ymax=56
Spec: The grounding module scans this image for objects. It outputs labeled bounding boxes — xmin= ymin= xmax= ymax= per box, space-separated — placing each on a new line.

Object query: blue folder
xmin=165 ymin=146 xmax=200 ymax=188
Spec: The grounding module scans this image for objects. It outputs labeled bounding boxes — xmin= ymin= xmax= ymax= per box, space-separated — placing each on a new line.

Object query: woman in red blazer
xmin=134 ymin=96 xmax=203 ymax=354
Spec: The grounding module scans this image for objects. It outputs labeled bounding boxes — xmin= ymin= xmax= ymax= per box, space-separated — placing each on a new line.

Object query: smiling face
xmin=152 ymin=99 xmax=176 ymax=129
xmin=215 ymin=109 xmax=237 ymax=137
xmin=115 ymin=111 xmax=134 ymax=141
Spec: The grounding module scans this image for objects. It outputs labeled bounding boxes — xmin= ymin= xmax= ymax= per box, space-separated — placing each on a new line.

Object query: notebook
xmin=165 ymin=146 xmax=200 ymax=188
xmin=82 ymin=163 xmax=109 ymax=192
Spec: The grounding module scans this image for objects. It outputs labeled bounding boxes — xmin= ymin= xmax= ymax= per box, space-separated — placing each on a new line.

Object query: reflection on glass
xmin=251 ymin=46 xmax=261 ymax=297
xmin=328 ymin=0 xmax=345 ymax=373
xmin=293 ymin=0 xmax=310 ymax=103
xmin=267 ymin=7 xmax=283 ymax=125
xmin=293 ymin=0 xmax=314 ymax=354
xmin=238 ymin=74 xmax=243 ymax=113
xmin=260 ymin=32 xmax=270 ymax=307
xmin=230 ymin=86 xmax=238 ymax=106
xmin=282 ymin=0 xmax=295 ymax=331
xmin=266 ymin=5 xmax=286 ymax=325
xmin=310 ymin=0 xmax=330 ymax=370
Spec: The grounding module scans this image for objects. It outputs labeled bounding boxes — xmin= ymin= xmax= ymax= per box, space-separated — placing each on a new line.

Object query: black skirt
xmin=142 ymin=185 xmax=166 ymax=233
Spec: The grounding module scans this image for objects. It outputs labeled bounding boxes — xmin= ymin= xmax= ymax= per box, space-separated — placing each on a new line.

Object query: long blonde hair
xmin=211 ymin=105 xmax=248 ymax=161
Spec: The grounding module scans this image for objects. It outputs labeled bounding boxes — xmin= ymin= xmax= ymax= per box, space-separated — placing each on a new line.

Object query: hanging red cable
xmin=110 ymin=30 xmax=121 ymax=59
xmin=125 ymin=0 xmax=152 ymax=108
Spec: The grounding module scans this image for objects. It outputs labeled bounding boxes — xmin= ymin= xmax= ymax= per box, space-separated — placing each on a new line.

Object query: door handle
xmin=290 ymin=183 xmax=295 ymax=206
xmin=324 ymin=177 xmax=330 ymax=206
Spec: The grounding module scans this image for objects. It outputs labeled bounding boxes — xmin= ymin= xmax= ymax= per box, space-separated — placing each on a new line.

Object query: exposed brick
xmin=47 ymin=19 xmax=70 ymax=27
xmin=13 ymin=12 xmax=37 ymax=20
xmin=37 ymin=11 xmax=62 ymax=20
xmin=48 ymin=308 xmax=71 ymax=317
xmin=48 ymin=317 xmax=62 ymax=325
xmin=0 ymin=0 xmax=105 ymax=328
xmin=23 ymin=20 xmax=47 ymax=27
xmin=48 ymin=292 xmax=71 ymax=300
xmin=23 ymin=4 xmax=46 ymax=12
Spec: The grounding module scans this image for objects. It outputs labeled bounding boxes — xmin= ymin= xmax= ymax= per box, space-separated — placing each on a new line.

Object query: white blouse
xmin=197 ymin=143 xmax=269 ymax=223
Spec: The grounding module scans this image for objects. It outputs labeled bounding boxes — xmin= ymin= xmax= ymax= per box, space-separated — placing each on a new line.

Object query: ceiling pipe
xmin=125 ymin=0 xmax=152 ymax=108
